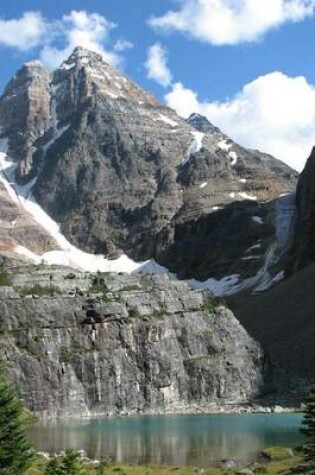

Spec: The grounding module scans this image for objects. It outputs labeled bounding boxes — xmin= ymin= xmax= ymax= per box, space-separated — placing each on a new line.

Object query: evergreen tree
xmin=290 ymin=383 xmax=315 ymax=474
xmin=95 ymin=461 xmax=107 ymax=475
xmin=299 ymin=382 xmax=315 ymax=473
xmin=44 ymin=457 xmax=62 ymax=475
xmin=44 ymin=450 xmax=88 ymax=475
xmin=0 ymin=362 xmax=34 ymax=474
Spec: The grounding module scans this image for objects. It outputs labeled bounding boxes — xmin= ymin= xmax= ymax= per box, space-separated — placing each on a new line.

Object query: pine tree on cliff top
xmin=0 ymin=362 xmax=34 ymax=474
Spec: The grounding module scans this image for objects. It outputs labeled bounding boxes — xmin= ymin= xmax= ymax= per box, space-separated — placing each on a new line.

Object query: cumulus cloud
xmin=40 ymin=10 xmax=121 ymax=68
xmin=114 ymin=39 xmax=134 ymax=52
xmin=145 ymin=43 xmax=173 ymax=87
xmin=0 ymin=11 xmax=46 ymax=50
xmin=149 ymin=0 xmax=315 ymax=45
xmin=0 ymin=10 xmax=129 ymax=68
xmin=165 ymin=73 xmax=315 ymax=171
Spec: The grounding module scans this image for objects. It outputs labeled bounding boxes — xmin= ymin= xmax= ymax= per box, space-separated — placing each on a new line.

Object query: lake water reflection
xmin=29 ymin=413 xmax=304 ymax=467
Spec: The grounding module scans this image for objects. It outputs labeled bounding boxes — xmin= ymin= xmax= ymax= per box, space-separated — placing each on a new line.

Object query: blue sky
xmin=1 ymin=0 xmax=315 ymax=171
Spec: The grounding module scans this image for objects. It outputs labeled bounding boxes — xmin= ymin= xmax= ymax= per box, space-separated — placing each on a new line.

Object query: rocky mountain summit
xmin=0 ymin=47 xmax=297 ymax=292
xmin=0 ymin=264 xmax=266 ymax=418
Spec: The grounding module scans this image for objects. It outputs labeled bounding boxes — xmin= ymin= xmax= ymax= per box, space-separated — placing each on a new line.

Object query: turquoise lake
xmin=29 ymin=413 xmax=305 ymax=467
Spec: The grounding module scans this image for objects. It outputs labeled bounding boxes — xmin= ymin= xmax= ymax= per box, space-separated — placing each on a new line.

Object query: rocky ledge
xmin=0 ymin=265 xmax=266 ymax=419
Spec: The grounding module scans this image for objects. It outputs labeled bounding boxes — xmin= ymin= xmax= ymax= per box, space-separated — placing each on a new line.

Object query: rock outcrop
xmin=0 ymin=265 xmax=266 ymax=418
xmin=0 ymin=179 xmax=60 ymax=260
xmin=0 ymin=61 xmax=51 ymax=182
xmin=288 ymin=147 xmax=315 ymax=273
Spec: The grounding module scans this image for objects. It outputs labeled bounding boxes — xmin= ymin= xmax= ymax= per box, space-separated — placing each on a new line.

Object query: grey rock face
xmin=186 ymin=113 xmax=221 ymax=134
xmin=0 ymin=180 xmax=59 ymax=259
xmin=0 ymin=47 xmax=297 ymax=282
xmin=0 ymin=267 xmax=265 ymax=418
xmin=288 ymin=147 xmax=315 ymax=273
xmin=0 ymin=61 xmax=51 ymax=182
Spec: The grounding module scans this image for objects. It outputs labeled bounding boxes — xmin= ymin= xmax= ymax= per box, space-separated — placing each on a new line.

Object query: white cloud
xmin=0 ymin=10 xmax=129 ymax=69
xmin=0 ymin=11 xmax=46 ymax=50
xmin=114 ymin=39 xmax=134 ymax=52
xmin=149 ymin=0 xmax=315 ymax=45
xmin=145 ymin=43 xmax=173 ymax=87
xmin=165 ymin=73 xmax=315 ymax=171
xmin=40 ymin=10 xmax=121 ymax=69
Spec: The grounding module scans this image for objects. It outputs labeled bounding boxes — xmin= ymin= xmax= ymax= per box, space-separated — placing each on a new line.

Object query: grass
xmin=19 ymin=284 xmax=60 ymax=297
xmin=16 ymin=339 xmax=45 ymax=360
xmin=153 ymin=307 xmax=169 ymax=319
xmin=262 ymin=446 xmax=295 ymax=461
xmin=120 ymin=285 xmax=141 ymax=292
xmin=0 ymin=267 xmax=10 ymax=286
xmin=89 ymin=283 xmax=112 ymax=302
xmin=59 ymin=348 xmax=72 ymax=364
xmin=25 ymin=448 xmax=303 ymax=475
xmin=201 ymin=297 xmax=228 ymax=314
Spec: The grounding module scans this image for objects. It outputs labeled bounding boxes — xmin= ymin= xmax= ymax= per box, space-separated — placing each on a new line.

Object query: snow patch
xmin=43 ymin=125 xmax=70 ymax=154
xmin=252 ymin=216 xmax=263 ymax=225
xmin=218 ymin=139 xmax=232 ymax=152
xmin=91 ymin=73 xmax=104 ymax=80
xmin=44 ymin=84 xmax=70 ymax=155
xmin=241 ymin=255 xmax=260 ymax=261
xmin=135 ymin=260 xmax=175 ymax=276
xmin=199 ymin=182 xmax=207 ymax=189
xmin=254 ymin=270 xmax=284 ymax=292
xmin=79 ymin=57 xmax=90 ymax=65
xmin=238 ymin=192 xmax=257 ymax=201
xmin=157 ymin=114 xmax=178 ymax=127
xmin=181 ymin=132 xmax=204 ymax=165
xmin=228 ymin=151 xmax=237 ymax=166
xmin=0 ymin=142 xmax=20 ymax=205
xmin=104 ymin=71 xmax=113 ymax=80
xmin=189 ymin=274 xmax=240 ymax=298
xmin=192 ymin=131 xmax=204 ymax=152
xmin=229 ymin=192 xmax=236 ymax=198
xmin=105 ymin=91 xmax=119 ymax=99
xmin=239 ymin=178 xmax=247 ymax=183
xmin=62 ymin=62 xmax=75 ymax=71
xmin=245 ymin=243 xmax=261 ymax=253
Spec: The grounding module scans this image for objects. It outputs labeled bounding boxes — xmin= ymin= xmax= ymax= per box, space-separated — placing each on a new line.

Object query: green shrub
xmin=128 ymin=307 xmax=141 ymax=319
xmin=120 ymin=284 xmax=141 ymax=292
xmin=89 ymin=283 xmax=111 ymax=302
xmin=201 ymin=297 xmax=228 ymax=313
xmin=44 ymin=449 xmax=88 ymax=475
xmin=95 ymin=461 xmax=108 ymax=474
xmin=153 ymin=307 xmax=169 ymax=319
xmin=59 ymin=348 xmax=72 ymax=364
xmin=19 ymin=284 xmax=60 ymax=298
xmin=0 ymin=268 xmax=10 ymax=286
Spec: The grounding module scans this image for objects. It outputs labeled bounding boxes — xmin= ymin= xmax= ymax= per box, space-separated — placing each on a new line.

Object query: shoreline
xmin=31 ymin=401 xmax=303 ymax=422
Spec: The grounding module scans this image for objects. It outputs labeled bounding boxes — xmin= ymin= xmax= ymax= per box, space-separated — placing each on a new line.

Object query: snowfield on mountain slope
xmin=0 ymin=145 xmax=289 ymax=295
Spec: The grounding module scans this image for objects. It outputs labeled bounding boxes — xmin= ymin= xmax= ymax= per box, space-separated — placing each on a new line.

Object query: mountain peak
xmin=60 ymin=47 xmax=104 ymax=70
xmin=186 ymin=113 xmax=221 ymax=134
